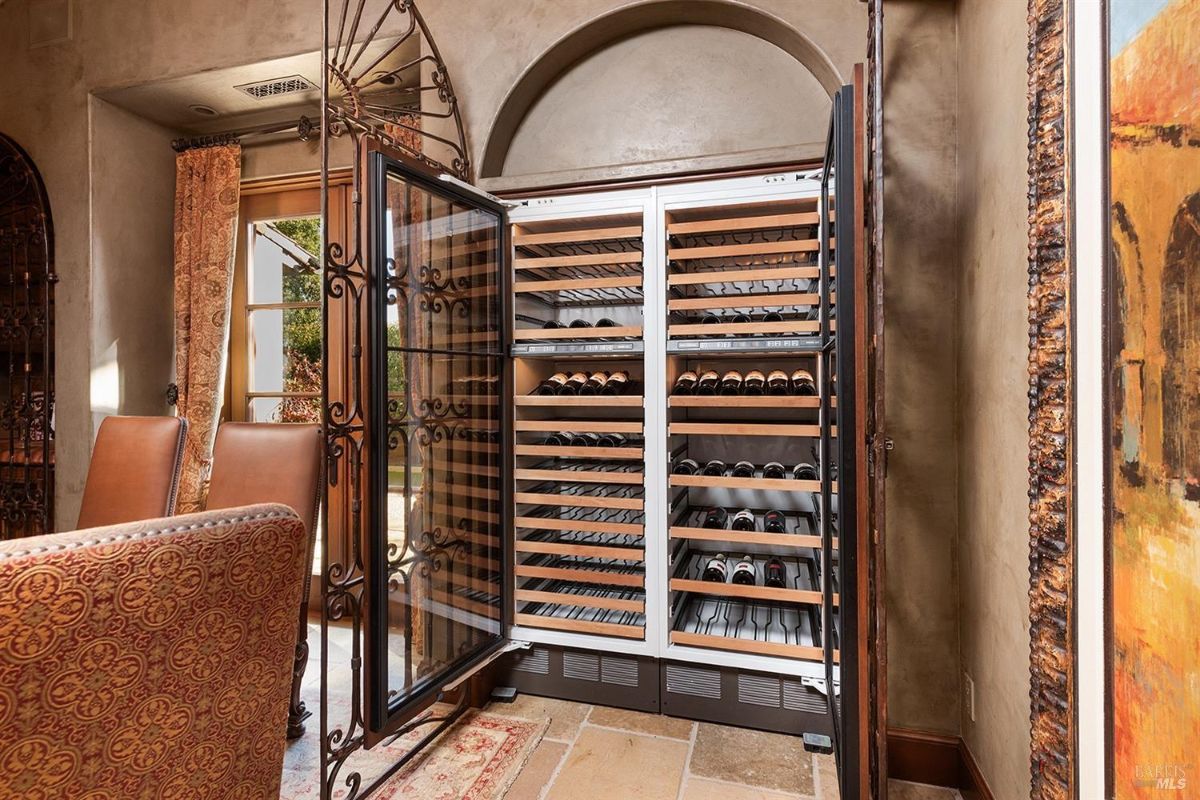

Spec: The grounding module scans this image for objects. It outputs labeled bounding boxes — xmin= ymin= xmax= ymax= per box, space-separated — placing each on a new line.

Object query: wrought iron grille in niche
xmin=0 ymin=133 xmax=56 ymax=540
xmin=320 ymin=1 xmax=485 ymax=797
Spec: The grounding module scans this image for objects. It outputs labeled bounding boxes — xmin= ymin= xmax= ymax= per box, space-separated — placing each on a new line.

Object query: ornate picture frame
xmin=1025 ymin=0 xmax=1075 ymax=797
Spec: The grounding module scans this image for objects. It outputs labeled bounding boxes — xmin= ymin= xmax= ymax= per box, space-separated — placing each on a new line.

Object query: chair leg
xmin=287 ymin=614 xmax=312 ymax=739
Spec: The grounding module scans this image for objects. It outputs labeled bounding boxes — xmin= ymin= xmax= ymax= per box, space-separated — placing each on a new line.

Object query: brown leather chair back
xmin=205 ymin=421 xmax=323 ymax=738
xmin=77 ymin=415 xmax=188 ymax=529
xmin=206 ymin=422 xmax=323 ymax=536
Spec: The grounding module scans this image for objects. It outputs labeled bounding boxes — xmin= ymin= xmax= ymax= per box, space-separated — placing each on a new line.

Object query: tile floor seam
xmin=810 ymin=752 xmax=823 ymax=799
xmin=535 ymin=704 xmax=592 ymax=800
xmin=674 ymin=721 xmax=699 ymax=800
xmin=583 ymin=721 xmax=695 ymax=742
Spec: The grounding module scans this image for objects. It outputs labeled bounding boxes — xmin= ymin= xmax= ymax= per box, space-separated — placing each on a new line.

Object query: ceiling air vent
xmin=234 ymin=75 xmax=317 ymax=100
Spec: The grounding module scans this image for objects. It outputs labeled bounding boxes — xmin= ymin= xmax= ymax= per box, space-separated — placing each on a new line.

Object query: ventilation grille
xmin=665 ymin=664 xmax=721 ymax=699
xmin=563 ymin=652 xmax=600 ymax=682
xmin=512 ymin=648 xmax=550 ymax=675
xmin=738 ymin=675 xmax=783 ymax=708
xmin=600 ymin=656 xmax=639 ymax=688
xmin=784 ymin=680 xmax=829 ymax=714
xmin=234 ymin=75 xmax=317 ymax=100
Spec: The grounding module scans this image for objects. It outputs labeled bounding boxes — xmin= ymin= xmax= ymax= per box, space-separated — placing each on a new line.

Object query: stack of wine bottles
xmin=701 ymin=553 xmax=789 ymax=588
xmin=542 ymin=318 xmax=621 ymax=331
xmin=671 ymin=458 xmax=820 ymax=482
xmin=531 ymin=370 xmax=635 ymax=396
xmin=543 ymin=432 xmax=635 ymax=448
xmin=694 ymin=505 xmax=790 ymax=535
xmin=671 ymin=368 xmax=816 ymax=397
xmin=695 ymin=311 xmax=807 ymax=327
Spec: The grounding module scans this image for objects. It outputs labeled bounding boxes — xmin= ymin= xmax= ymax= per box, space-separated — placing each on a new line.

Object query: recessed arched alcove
xmin=480 ymin=0 xmax=843 ymax=183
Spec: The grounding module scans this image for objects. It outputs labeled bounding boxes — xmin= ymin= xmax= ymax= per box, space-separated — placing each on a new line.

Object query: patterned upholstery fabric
xmin=0 ymin=504 xmax=308 ymax=800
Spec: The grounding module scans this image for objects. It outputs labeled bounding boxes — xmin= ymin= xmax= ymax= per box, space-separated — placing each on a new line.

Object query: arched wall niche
xmin=480 ymin=0 xmax=844 ymax=182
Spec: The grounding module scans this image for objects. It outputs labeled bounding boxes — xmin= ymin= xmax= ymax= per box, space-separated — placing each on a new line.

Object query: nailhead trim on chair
xmin=0 ymin=506 xmax=297 ymax=559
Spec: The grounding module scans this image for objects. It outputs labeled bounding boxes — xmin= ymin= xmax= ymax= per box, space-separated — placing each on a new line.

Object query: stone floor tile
xmin=681 ymin=777 xmax=802 ymax=799
xmin=688 ymin=722 xmax=814 ymax=795
xmin=587 ymin=705 xmax=694 ymax=740
xmin=504 ymin=739 xmax=569 ymax=800
xmin=502 ymin=695 xmax=592 ymax=741
xmin=546 ymin=727 xmax=688 ymax=800
xmin=888 ymin=779 xmax=961 ymax=800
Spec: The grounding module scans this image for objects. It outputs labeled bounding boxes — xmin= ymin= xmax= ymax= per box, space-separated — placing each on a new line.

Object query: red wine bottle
xmin=763 ymin=461 xmax=786 ymax=480
xmin=696 ymin=370 xmax=720 ymax=395
xmin=702 ymin=554 xmax=728 ymax=582
xmin=557 ymin=372 xmax=589 ymax=395
xmin=743 ymin=370 xmax=766 ymax=395
xmin=732 ymin=461 xmax=755 ymax=478
xmin=535 ymin=372 xmax=568 ymax=396
xmin=601 ymin=371 xmax=629 ymax=395
xmin=791 ymin=369 xmax=817 ymax=396
xmin=673 ymin=371 xmax=699 ymax=395
xmin=792 ymin=462 xmax=819 ymax=481
xmin=672 ymin=458 xmax=700 ymax=475
xmin=578 ymin=371 xmax=609 ymax=395
xmin=719 ymin=370 xmax=744 ymax=396
xmin=731 ymin=508 xmax=756 ymax=531
xmin=702 ymin=460 xmax=726 ymax=477
xmin=763 ymin=509 xmax=787 ymax=533
xmin=731 ymin=555 xmax=757 ymax=585
xmin=766 ymin=369 xmax=790 ymax=395
xmin=702 ymin=507 xmax=729 ymax=529
xmin=764 ymin=557 xmax=787 ymax=588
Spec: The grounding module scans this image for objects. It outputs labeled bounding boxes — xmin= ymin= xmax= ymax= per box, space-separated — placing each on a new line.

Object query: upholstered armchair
xmin=0 ymin=504 xmax=308 ymax=799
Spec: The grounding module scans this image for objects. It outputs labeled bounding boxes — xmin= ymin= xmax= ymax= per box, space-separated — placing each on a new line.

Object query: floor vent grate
xmin=665 ymin=664 xmax=721 ymax=699
xmin=563 ymin=652 xmax=600 ymax=682
xmin=738 ymin=674 xmax=783 ymax=708
xmin=512 ymin=647 xmax=551 ymax=675
xmin=600 ymin=656 xmax=639 ymax=687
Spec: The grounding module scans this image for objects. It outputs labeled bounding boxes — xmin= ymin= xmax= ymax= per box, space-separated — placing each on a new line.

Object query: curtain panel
xmin=172 ymin=144 xmax=241 ymax=513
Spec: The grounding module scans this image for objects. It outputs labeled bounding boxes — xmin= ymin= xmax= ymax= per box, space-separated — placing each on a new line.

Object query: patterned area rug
xmin=280 ymin=709 xmax=547 ymax=800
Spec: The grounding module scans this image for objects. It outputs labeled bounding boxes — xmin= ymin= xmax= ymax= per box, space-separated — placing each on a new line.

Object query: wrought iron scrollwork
xmin=319 ymin=1 xmax=484 ymax=797
xmin=0 ymin=133 xmax=55 ymax=541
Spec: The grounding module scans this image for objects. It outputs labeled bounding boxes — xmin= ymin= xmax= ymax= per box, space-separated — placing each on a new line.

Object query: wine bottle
xmin=700 ymin=313 xmax=722 ymax=325
xmin=743 ymin=369 xmax=766 ymax=395
xmin=702 ymin=507 xmax=729 ymax=529
xmin=544 ymin=432 xmax=571 ymax=446
xmin=792 ymin=462 xmax=819 ymax=481
xmin=731 ymin=555 xmax=757 ymax=586
xmin=597 ymin=433 xmax=627 ymax=448
xmin=696 ymin=370 xmax=720 ymax=395
xmin=578 ymin=371 xmax=609 ymax=395
xmin=702 ymin=459 xmax=726 ymax=477
xmin=764 ymin=557 xmax=787 ymax=588
xmin=763 ymin=461 xmax=786 ymax=480
xmin=763 ymin=509 xmax=787 ymax=533
xmin=535 ymin=372 xmax=568 ymax=396
xmin=702 ymin=554 xmax=729 ymax=582
xmin=672 ymin=371 xmax=699 ymax=395
xmin=557 ymin=372 xmax=589 ymax=395
xmin=731 ymin=508 xmax=757 ymax=531
xmin=761 ymin=310 xmax=784 ymax=323
xmin=730 ymin=312 xmax=752 ymax=325
xmin=766 ymin=369 xmax=790 ymax=395
xmin=543 ymin=319 xmax=565 ymax=329
xmin=601 ymin=371 xmax=629 ymax=395
xmin=672 ymin=458 xmax=700 ymax=476
xmin=570 ymin=432 xmax=601 ymax=447
xmin=731 ymin=461 xmax=755 ymax=478
xmin=569 ymin=319 xmax=593 ymax=329
xmin=719 ymin=370 xmax=744 ymax=396
xmin=596 ymin=317 xmax=618 ymax=328
xmin=791 ymin=369 xmax=817 ymax=396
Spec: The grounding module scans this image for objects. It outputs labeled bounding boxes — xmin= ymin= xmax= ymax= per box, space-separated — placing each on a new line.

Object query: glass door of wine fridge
xmin=821 ymin=81 xmax=867 ymax=798
xmin=363 ymin=148 xmax=511 ymax=742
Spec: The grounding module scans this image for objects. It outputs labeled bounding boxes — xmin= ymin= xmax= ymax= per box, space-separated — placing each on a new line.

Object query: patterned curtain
xmin=171 ymin=144 xmax=241 ymax=513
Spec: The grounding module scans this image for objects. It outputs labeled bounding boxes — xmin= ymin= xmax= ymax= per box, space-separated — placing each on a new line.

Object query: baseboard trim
xmin=887 ymin=728 xmax=994 ymax=800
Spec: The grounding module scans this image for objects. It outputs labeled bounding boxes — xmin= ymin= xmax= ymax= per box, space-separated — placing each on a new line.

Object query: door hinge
xmin=867 ymin=434 xmax=893 ymax=479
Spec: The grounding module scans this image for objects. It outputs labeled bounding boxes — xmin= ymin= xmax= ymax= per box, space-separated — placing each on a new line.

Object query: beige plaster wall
xmin=881 ymin=0 xmax=962 ymax=735
xmin=88 ymin=97 xmax=177 ymax=427
xmin=955 ymin=0 xmax=1034 ymax=795
xmin=501 ymin=24 xmax=830 ymax=177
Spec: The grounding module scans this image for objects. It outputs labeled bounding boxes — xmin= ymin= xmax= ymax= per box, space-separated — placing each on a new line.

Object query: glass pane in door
xmin=368 ymin=151 xmax=508 ymax=735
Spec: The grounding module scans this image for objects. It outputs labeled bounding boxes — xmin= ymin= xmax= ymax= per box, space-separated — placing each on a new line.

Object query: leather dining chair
xmin=205 ymin=421 xmax=323 ymax=738
xmin=77 ymin=415 xmax=188 ymax=529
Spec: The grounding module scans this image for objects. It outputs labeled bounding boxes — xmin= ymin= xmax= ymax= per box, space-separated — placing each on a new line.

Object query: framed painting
xmin=1106 ymin=0 xmax=1200 ymax=795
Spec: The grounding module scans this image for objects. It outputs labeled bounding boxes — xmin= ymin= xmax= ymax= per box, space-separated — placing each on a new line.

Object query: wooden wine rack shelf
xmin=668 ymin=395 xmax=824 ymax=409
xmin=512 ymin=325 xmax=643 ymax=341
xmin=670 ymin=631 xmax=834 ymax=664
xmin=668 ymin=474 xmax=836 ymax=493
xmin=669 ymin=526 xmax=832 ymax=550
xmin=515 ymin=395 xmax=644 ymax=408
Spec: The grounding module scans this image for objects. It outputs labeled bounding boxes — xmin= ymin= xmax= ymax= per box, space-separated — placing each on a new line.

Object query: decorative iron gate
xmin=0 ymin=133 xmax=56 ymax=540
